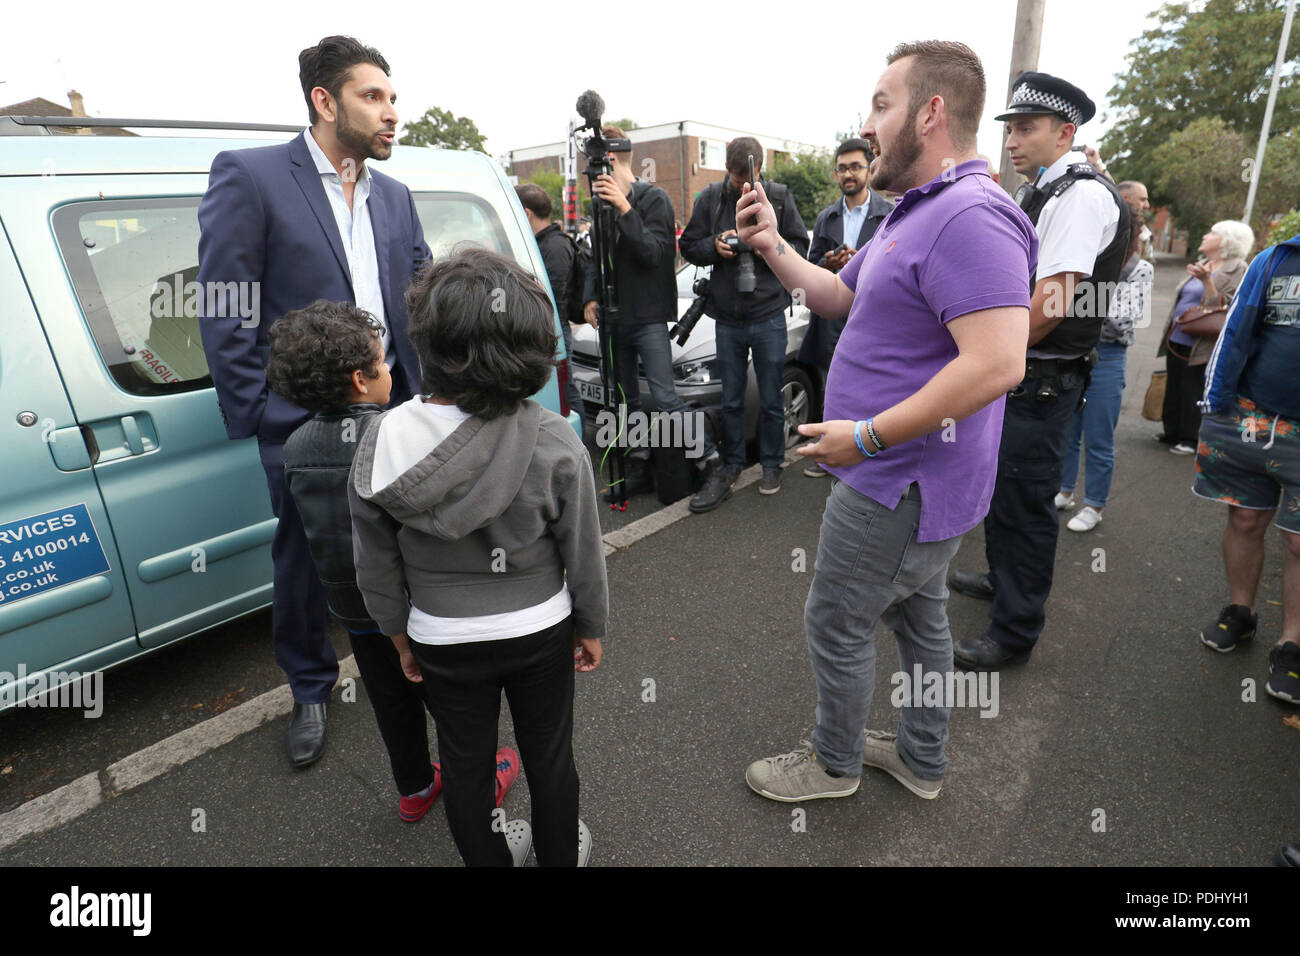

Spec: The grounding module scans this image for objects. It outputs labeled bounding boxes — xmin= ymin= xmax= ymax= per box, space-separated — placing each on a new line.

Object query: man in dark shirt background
xmin=517 ymin=183 xmax=582 ymax=422
xmin=680 ymin=138 xmax=809 ymax=510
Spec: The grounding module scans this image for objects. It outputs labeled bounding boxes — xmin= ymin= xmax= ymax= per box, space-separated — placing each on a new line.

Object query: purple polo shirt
xmin=823 ymin=159 xmax=1038 ymax=542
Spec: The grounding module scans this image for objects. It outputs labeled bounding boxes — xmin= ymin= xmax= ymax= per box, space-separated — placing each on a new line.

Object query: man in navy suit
xmin=198 ymin=35 xmax=430 ymax=766
xmin=797 ymin=137 xmax=894 ymax=478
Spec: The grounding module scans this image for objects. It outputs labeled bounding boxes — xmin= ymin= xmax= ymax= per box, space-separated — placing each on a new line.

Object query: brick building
xmin=506 ymin=120 xmax=823 ymax=225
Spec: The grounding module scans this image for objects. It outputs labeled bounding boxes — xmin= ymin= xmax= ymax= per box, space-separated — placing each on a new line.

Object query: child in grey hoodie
xmin=349 ymin=248 xmax=607 ymax=866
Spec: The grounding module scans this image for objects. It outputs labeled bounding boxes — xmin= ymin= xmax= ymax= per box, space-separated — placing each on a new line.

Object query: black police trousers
xmin=983 ymin=372 xmax=1085 ymax=653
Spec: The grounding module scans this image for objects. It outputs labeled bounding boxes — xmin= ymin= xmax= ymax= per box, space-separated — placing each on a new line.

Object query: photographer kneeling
xmin=680 ymin=138 xmax=809 ymax=511
xmin=582 ymin=125 xmax=717 ymax=500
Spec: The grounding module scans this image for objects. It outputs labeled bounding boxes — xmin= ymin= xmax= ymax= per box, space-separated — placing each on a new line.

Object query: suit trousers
xmin=983 ymin=376 xmax=1084 ymax=653
xmin=262 ymin=451 xmax=337 ymax=703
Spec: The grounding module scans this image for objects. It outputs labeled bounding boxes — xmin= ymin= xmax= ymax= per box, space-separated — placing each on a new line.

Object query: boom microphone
xmin=575 ymin=90 xmax=605 ymax=128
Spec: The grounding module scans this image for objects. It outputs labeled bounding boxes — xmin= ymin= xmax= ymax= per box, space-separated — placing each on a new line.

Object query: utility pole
xmin=998 ymin=0 xmax=1046 ymax=196
xmin=1244 ymin=0 xmax=1296 ymax=226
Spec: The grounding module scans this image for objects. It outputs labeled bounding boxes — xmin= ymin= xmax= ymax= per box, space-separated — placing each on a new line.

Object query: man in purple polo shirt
xmin=738 ymin=40 xmax=1038 ymax=803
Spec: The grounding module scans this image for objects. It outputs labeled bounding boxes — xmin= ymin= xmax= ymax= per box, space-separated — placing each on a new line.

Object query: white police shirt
xmin=1028 ymin=149 xmax=1120 ymax=360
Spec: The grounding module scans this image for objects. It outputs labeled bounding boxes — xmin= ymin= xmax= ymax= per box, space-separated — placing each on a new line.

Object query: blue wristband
xmin=854 ymin=421 xmax=877 ymax=458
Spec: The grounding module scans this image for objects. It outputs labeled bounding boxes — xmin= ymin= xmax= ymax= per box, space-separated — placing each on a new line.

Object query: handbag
xmin=1173 ymin=297 xmax=1229 ymax=338
xmin=1141 ymin=370 xmax=1166 ymax=421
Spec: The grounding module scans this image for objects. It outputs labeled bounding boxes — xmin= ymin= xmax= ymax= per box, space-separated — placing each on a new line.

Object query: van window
xmin=53 ymin=192 xmax=512 ymax=397
xmin=54 ymin=198 xmax=211 ymax=396
xmin=413 ymin=192 xmax=510 ymax=261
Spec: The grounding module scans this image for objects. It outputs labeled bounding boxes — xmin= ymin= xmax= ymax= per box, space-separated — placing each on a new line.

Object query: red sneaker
xmin=494 ymin=748 xmax=521 ymax=808
xmin=398 ymin=761 xmax=443 ymax=822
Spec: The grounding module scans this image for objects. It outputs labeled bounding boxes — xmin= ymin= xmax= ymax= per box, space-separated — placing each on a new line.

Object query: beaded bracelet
xmin=854 ymin=421 xmax=877 ymax=458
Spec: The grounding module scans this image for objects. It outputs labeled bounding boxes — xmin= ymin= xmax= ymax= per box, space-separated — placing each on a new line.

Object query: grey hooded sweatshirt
xmin=348 ymin=398 xmax=608 ymax=641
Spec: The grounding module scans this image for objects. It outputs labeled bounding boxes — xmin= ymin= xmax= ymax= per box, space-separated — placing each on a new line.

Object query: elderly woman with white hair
xmin=1156 ymin=220 xmax=1256 ymax=454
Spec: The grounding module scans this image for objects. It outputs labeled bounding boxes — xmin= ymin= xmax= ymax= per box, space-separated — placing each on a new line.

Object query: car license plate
xmin=578 ymin=380 xmax=605 ymax=405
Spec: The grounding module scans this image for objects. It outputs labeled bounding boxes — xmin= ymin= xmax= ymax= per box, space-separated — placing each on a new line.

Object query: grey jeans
xmin=806 ymin=480 xmax=964 ymax=778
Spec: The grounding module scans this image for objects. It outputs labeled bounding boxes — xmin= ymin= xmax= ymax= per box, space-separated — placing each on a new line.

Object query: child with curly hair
xmin=267 ymin=300 xmax=520 ymax=823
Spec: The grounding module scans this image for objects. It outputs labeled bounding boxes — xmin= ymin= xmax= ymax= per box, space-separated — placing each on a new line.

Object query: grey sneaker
xmin=745 ymin=741 xmax=859 ymax=802
xmin=803 ymin=462 xmax=829 ymax=478
xmin=862 ymin=730 xmax=943 ymax=800
xmin=689 ymin=463 xmax=740 ymax=513
xmin=577 ymin=818 xmax=592 ymax=867
xmin=504 ymin=818 xmax=532 ymax=866
xmin=759 ymin=467 xmax=783 ymax=494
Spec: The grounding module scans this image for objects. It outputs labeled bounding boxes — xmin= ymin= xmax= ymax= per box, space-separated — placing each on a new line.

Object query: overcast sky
xmin=4 ymin=0 xmax=1172 ymax=163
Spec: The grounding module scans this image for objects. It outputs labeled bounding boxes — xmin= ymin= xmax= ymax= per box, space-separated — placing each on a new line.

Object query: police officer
xmin=951 ymin=72 xmax=1131 ymax=669
xmin=799 ymin=137 xmax=895 ymax=478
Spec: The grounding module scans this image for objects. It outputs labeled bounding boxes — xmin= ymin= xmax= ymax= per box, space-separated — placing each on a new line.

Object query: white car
xmin=568 ymin=263 xmax=821 ymax=452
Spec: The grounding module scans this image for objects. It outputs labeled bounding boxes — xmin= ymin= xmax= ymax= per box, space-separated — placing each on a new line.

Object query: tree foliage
xmin=398 ymin=106 xmax=488 ymax=151
xmin=610 ymin=117 xmax=639 ymax=131
xmin=1104 ymin=0 xmax=1300 ymax=204
xmin=768 ymin=150 xmax=840 ymax=228
xmin=1267 ymin=206 xmax=1300 ymax=244
xmin=1150 ymin=116 xmax=1248 ymax=247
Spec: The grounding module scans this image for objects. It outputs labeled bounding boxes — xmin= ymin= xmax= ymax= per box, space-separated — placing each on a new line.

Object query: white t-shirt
xmin=372 ymin=396 xmax=572 ymax=646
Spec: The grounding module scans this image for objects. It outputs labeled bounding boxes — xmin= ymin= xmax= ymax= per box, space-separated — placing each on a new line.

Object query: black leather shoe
xmin=1277 ymin=843 xmax=1300 ymax=867
xmin=953 ymin=633 xmax=1031 ymax=670
xmin=286 ymin=702 xmax=327 ymax=767
xmin=949 ymin=570 xmax=995 ymax=601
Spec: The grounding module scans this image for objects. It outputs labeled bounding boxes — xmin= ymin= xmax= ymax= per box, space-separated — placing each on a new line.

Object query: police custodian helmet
xmin=994 ymin=71 xmax=1096 ymax=128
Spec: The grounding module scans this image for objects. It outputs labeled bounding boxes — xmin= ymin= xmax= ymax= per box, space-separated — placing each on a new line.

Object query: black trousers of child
xmin=409 ymin=616 xmax=579 ymax=867
xmin=349 ymin=631 xmax=436 ymax=797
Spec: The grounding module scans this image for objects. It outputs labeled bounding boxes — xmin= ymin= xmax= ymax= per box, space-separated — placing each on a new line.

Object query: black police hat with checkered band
xmin=994 ymin=71 xmax=1096 ymax=128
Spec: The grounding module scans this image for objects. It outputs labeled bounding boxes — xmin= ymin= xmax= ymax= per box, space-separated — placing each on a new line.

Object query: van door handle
xmin=120 ymin=415 xmax=144 ymax=455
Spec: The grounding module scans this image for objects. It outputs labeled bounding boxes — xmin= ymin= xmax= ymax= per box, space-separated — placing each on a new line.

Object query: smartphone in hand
xmin=748 ymin=153 xmax=756 ymax=190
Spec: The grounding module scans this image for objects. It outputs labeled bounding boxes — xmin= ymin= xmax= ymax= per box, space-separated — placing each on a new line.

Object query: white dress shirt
xmin=303 ymin=128 xmax=393 ymax=363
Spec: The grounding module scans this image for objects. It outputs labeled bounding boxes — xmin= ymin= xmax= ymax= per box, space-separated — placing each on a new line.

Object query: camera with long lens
xmin=723 ymin=236 xmax=758 ymax=295
xmin=670 ymin=276 xmax=711 ymax=346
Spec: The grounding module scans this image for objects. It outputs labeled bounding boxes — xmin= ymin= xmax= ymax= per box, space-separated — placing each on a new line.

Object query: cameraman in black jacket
xmin=582 ymin=125 xmax=717 ymax=497
xmin=680 ymin=138 xmax=809 ymax=511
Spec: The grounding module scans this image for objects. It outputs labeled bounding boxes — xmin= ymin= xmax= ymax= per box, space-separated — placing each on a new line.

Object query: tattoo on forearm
xmin=776 ymin=241 xmax=786 ymax=256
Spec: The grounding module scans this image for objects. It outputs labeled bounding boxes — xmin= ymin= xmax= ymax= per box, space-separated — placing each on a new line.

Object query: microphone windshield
xmin=575 ymin=90 xmax=605 ymax=126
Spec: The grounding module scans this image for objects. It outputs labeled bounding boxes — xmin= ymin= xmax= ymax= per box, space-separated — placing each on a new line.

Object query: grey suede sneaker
xmin=862 ymin=730 xmax=943 ymax=800
xmin=759 ymin=467 xmax=783 ymax=495
xmin=745 ymin=741 xmax=859 ymax=802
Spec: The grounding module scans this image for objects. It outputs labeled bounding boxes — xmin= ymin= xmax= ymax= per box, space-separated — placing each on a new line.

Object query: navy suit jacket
xmin=197 ymin=131 xmax=431 ymax=451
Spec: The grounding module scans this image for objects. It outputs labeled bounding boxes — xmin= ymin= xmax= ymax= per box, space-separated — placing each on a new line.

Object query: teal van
xmin=0 ymin=116 xmax=579 ymax=711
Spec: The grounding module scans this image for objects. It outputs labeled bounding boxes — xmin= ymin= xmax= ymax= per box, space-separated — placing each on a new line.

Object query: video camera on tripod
xmin=573 ymin=90 xmax=635 ymax=509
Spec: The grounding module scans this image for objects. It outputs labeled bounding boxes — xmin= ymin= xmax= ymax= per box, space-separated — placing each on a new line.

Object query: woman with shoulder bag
xmin=1155 ymin=220 xmax=1254 ymax=454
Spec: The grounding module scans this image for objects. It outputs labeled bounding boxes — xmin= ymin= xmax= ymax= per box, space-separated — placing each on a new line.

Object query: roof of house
xmin=0 ymin=97 xmax=135 ymax=136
